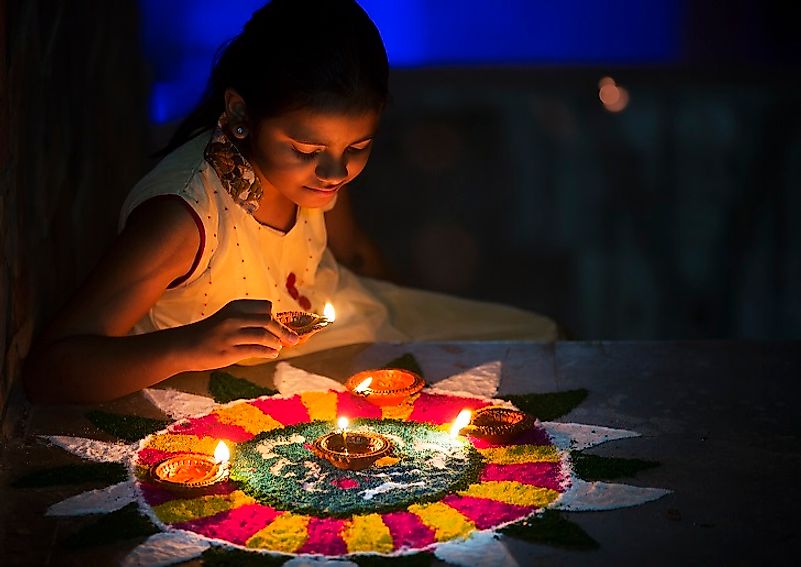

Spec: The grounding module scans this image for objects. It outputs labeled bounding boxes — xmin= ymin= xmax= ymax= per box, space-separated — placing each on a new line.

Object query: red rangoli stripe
xmin=296 ymin=516 xmax=349 ymax=556
xmin=480 ymin=462 xmax=564 ymax=492
xmin=381 ymin=510 xmax=437 ymax=551
xmin=250 ymin=395 xmax=311 ymax=425
xmin=407 ymin=393 xmax=491 ymax=425
xmin=441 ymin=494 xmax=534 ymax=530
xmin=335 ymin=391 xmax=382 ymax=420
xmin=172 ymin=503 xmax=281 ymax=545
xmin=136 ymin=448 xmax=176 ymax=467
xmin=138 ymin=479 xmax=236 ymax=507
xmin=168 ymin=414 xmax=253 ymax=442
xmin=468 ymin=424 xmax=552 ymax=449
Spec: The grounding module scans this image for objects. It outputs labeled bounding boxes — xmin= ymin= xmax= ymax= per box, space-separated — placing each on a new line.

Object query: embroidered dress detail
xmin=204 ymin=115 xmax=262 ymax=213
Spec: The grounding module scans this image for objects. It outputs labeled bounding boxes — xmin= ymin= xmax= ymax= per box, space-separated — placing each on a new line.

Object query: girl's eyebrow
xmin=290 ymin=134 xmax=375 ymax=147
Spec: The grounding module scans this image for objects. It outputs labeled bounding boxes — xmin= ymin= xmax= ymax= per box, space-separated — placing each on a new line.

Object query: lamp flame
xmin=450 ymin=409 xmax=472 ymax=439
xmin=337 ymin=416 xmax=349 ymax=452
xmin=323 ymin=302 xmax=336 ymax=322
xmin=353 ymin=376 xmax=373 ymax=394
xmin=214 ymin=441 xmax=230 ymax=465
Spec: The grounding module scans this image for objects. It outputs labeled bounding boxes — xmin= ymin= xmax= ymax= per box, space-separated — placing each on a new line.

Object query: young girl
xmin=24 ymin=0 xmax=557 ymax=404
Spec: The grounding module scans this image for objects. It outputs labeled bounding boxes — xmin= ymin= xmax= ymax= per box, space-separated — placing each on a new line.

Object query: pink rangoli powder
xmin=173 ymin=503 xmax=281 ymax=545
xmin=249 ymin=396 xmax=310 ymax=425
xmin=297 ymin=516 xmax=349 ymax=556
xmin=381 ymin=510 xmax=437 ymax=550
xmin=136 ymin=448 xmax=177 ymax=467
xmin=335 ymin=391 xmax=383 ymax=420
xmin=330 ymin=478 xmax=360 ymax=489
xmin=441 ymin=494 xmax=534 ymax=529
xmin=480 ymin=462 xmax=564 ymax=492
xmin=407 ymin=393 xmax=491 ymax=425
xmin=167 ymin=414 xmax=253 ymax=442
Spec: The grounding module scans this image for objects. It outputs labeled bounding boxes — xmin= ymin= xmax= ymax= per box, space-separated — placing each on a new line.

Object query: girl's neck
xmin=251 ymin=166 xmax=297 ymax=232
xmin=253 ymin=197 xmax=297 ymax=233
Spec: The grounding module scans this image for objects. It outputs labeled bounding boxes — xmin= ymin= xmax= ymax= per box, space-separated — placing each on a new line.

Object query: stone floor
xmin=1 ymin=340 xmax=799 ymax=565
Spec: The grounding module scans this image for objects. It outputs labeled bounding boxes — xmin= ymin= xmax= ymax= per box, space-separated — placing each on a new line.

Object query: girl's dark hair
xmin=159 ymin=0 xmax=389 ymax=156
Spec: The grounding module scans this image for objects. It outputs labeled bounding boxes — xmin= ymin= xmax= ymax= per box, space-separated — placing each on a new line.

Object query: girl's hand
xmin=182 ymin=299 xmax=299 ymax=370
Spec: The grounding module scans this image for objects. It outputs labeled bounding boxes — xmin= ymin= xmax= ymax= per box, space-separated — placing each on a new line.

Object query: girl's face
xmin=247 ymin=108 xmax=380 ymax=211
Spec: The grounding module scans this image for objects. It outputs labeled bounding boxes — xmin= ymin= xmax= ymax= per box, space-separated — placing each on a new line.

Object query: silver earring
xmin=234 ymin=125 xmax=248 ymax=139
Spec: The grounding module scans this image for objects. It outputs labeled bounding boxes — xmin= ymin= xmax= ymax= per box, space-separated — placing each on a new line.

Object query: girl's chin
xmin=299 ymin=186 xmax=339 ymax=206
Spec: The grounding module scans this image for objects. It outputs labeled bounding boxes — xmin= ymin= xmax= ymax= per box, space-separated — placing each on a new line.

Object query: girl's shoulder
xmin=120 ymin=134 xmax=215 ymax=230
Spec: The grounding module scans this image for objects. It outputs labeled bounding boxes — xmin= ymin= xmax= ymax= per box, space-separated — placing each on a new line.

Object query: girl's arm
xmin=23 ymin=197 xmax=296 ymax=404
xmin=324 ymin=187 xmax=390 ymax=280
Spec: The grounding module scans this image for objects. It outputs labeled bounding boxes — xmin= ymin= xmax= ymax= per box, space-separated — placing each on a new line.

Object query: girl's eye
xmin=347 ymin=143 xmax=371 ymax=154
xmin=292 ymin=148 xmax=320 ymax=161
xmin=292 ymin=142 xmax=371 ymax=161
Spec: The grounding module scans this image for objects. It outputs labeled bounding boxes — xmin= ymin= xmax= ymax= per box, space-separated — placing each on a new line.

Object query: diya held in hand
xmin=345 ymin=368 xmax=425 ymax=407
xmin=310 ymin=417 xmax=393 ymax=471
xmin=275 ymin=302 xmax=335 ymax=345
xmin=150 ymin=441 xmax=230 ymax=489
xmin=237 ymin=303 xmax=335 ymax=365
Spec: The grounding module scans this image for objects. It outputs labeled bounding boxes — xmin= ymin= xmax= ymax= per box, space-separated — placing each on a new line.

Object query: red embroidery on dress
xmin=285 ymin=272 xmax=312 ymax=311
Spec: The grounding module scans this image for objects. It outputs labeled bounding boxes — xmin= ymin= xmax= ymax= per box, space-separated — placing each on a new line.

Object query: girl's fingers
xmin=242 ymin=299 xmax=273 ymax=315
xmin=228 ymin=317 xmax=298 ymax=346
xmin=216 ymin=299 xmax=298 ymax=347
xmin=233 ymin=344 xmax=281 ymax=359
xmin=232 ymin=312 xmax=276 ymax=328
xmin=223 ymin=299 xmax=273 ymax=317
xmin=238 ymin=327 xmax=284 ymax=349
xmin=267 ymin=319 xmax=299 ymax=346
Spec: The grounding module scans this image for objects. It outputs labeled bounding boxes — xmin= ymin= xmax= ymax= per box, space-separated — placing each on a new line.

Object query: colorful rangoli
xmin=28 ymin=357 xmax=671 ymax=566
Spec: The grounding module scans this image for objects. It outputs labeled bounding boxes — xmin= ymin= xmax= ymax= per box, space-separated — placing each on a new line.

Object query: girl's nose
xmin=315 ymin=154 xmax=348 ymax=184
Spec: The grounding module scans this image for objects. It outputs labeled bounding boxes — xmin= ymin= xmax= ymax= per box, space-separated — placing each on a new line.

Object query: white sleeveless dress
xmin=120 ymin=130 xmax=557 ymax=360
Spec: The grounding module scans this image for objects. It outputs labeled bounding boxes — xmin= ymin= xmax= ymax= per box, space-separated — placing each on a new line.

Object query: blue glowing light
xmin=140 ymin=0 xmax=680 ymax=123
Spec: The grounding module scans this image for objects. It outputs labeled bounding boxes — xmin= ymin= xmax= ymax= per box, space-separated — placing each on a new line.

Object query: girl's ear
xmin=223 ymin=88 xmax=249 ymax=123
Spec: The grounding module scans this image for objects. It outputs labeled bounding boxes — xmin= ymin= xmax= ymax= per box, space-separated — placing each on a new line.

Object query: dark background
xmin=139 ymin=0 xmax=801 ymax=341
xmin=2 ymin=1 xmax=800 ymax=414
xmin=353 ymin=65 xmax=800 ymax=340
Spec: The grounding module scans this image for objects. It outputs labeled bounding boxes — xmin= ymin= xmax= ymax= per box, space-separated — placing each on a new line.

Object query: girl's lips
xmin=304 ymin=183 xmax=343 ymax=193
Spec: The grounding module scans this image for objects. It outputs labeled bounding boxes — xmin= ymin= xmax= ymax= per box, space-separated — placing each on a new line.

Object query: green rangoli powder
xmin=502 ymin=389 xmax=588 ymax=421
xmin=230 ymin=419 xmax=483 ymax=518
xmin=570 ymin=451 xmax=660 ymax=480
xmin=209 ymin=371 xmax=277 ymax=403
xmin=85 ymin=411 xmax=170 ymax=442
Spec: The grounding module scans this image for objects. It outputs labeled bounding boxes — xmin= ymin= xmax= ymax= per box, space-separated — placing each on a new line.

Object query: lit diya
xmin=275 ymin=302 xmax=335 ymax=345
xmin=150 ymin=441 xmax=230 ymax=489
xmin=463 ymin=406 xmax=534 ymax=442
xmin=450 ymin=409 xmax=473 ymax=439
xmin=310 ymin=417 xmax=393 ymax=471
xmin=345 ymin=368 xmax=425 ymax=407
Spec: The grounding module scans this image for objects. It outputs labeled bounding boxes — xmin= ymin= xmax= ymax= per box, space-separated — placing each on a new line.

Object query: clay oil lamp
xmin=463 ymin=406 xmax=534 ymax=442
xmin=345 ymin=368 xmax=425 ymax=407
xmin=275 ymin=302 xmax=335 ymax=345
xmin=150 ymin=441 xmax=230 ymax=489
xmin=310 ymin=417 xmax=393 ymax=471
